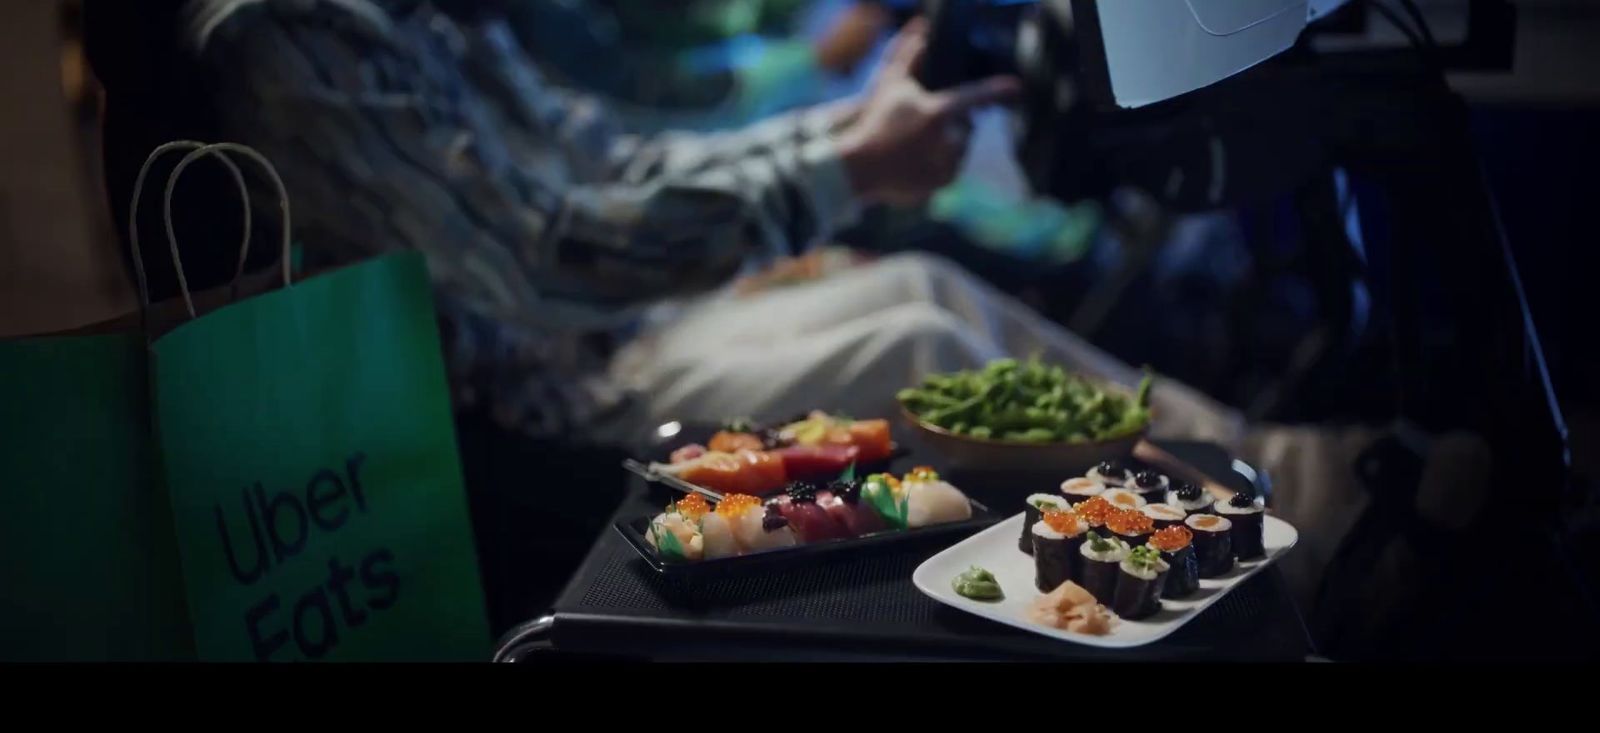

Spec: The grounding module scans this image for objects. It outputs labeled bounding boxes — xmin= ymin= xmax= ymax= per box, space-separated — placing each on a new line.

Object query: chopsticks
xmin=621 ymin=459 xmax=726 ymax=503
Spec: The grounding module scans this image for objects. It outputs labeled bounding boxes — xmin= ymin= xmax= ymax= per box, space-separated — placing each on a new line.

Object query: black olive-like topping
xmin=1135 ymin=470 xmax=1162 ymax=488
xmin=1175 ymin=483 xmax=1204 ymax=501
xmin=1096 ymin=460 xmax=1124 ymax=476
xmin=1229 ymin=492 xmax=1257 ymax=509
xmin=786 ymin=481 xmax=820 ymax=503
xmin=762 ymin=511 xmax=790 ymax=531
xmin=829 ymin=479 xmax=862 ymax=504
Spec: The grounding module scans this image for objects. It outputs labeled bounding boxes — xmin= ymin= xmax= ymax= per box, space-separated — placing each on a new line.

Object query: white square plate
xmin=913 ymin=513 xmax=1299 ymax=648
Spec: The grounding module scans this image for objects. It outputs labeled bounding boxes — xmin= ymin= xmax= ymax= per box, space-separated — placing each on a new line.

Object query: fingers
xmin=882 ymin=16 xmax=930 ymax=78
xmin=929 ymin=75 xmax=1023 ymax=118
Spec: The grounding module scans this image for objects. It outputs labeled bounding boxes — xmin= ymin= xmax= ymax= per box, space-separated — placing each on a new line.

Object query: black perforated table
xmin=495 ymin=441 xmax=1314 ymax=662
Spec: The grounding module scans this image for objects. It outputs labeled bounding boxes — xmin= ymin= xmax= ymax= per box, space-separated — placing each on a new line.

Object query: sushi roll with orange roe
xmin=1149 ymin=525 xmax=1199 ymax=598
xmin=1021 ymin=494 xmax=1072 ymax=554
xmin=1073 ymin=495 xmax=1116 ymax=534
xmin=1032 ymin=509 xmax=1089 ymax=592
xmin=1105 ymin=507 xmax=1155 ymax=548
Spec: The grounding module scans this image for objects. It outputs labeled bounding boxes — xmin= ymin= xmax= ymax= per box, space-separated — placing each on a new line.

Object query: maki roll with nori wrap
xmin=1129 ymin=470 xmax=1170 ymax=504
xmin=1141 ymin=503 xmax=1186 ymax=531
xmin=1105 ymin=507 xmax=1155 ymax=548
xmin=1059 ymin=477 xmax=1106 ymax=504
xmin=1148 ymin=525 xmax=1199 ymax=598
xmin=1111 ymin=545 xmax=1170 ymax=620
xmin=1101 ymin=488 xmax=1147 ymax=511
xmin=1186 ymin=513 xmax=1234 ymax=578
xmin=1020 ymin=494 xmax=1072 ymax=554
xmin=1032 ymin=509 xmax=1089 ymax=592
xmin=1214 ymin=491 xmax=1267 ymax=560
xmin=1086 ymin=460 xmax=1132 ymax=487
xmin=1077 ymin=532 xmax=1131 ymax=602
xmin=1073 ymin=495 xmax=1115 ymax=534
xmin=1166 ymin=482 xmax=1214 ymax=514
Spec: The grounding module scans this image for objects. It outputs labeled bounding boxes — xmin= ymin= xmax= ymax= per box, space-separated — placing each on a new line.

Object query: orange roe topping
xmin=1105 ymin=508 xmax=1154 ymax=536
xmin=714 ymin=493 xmax=762 ymax=519
xmin=675 ymin=494 xmax=711 ymax=521
xmin=1074 ymin=496 xmax=1114 ymax=526
xmin=1041 ymin=509 xmax=1083 ymax=535
xmin=906 ymin=466 xmax=940 ymax=482
xmin=1149 ymin=525 xmax=1194 ymax=552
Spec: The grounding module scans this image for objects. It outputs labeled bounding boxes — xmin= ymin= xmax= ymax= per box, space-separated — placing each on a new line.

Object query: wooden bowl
xmin=899 ymin=403 xmax=1147 ymax=478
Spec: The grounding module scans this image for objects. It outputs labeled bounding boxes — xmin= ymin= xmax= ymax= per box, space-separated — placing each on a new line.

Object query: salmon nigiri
xmin=657 ymin=449 xmax=788 ymax=496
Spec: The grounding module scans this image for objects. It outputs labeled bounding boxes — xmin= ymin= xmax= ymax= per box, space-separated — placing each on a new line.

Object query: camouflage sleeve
xmin=199 ymin=5 xmax=859 ymax=333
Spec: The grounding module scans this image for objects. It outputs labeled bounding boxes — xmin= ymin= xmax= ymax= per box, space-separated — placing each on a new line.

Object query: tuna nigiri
xmin=771 ymin=484 xmax=850 ymax=543
xmin=770 ymin=443 xmax=859 ymax=482
xmin=816 ymin=480 xmax=888 ymax=536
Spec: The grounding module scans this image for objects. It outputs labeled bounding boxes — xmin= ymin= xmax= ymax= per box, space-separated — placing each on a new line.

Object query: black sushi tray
xmin=492 ymin=424 xmax=1315 ymax=662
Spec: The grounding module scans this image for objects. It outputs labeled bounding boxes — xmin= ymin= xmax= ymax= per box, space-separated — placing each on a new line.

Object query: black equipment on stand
xmin=916 ymin=0 xmax=1586 ymax=658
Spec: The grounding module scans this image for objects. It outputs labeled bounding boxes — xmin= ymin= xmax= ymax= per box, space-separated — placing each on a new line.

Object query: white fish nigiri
xmin=735 ymin=507 xmax=798 ymax=552
xmin=699 ymin=511 xmax=741 ymax=560
xmin=903 ymin=479 xmax=973 ymax=528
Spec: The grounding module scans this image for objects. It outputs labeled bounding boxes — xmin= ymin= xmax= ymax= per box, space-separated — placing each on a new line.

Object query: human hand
xmin=834 ymin=17 xmax=1021 ymax=207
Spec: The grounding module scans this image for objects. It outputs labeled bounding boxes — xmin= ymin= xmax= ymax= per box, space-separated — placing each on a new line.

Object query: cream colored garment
xmin=614 ymin=251 xmax=1246 ymax=442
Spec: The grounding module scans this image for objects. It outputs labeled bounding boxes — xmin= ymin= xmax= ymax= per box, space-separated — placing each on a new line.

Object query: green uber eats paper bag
xmin=0 ymin=332 xmax=194 ymax=661
xmin=149 ymin=251 xmax=488 ymax=662
xmin=140 ymin=142 xmax=489 ymax=661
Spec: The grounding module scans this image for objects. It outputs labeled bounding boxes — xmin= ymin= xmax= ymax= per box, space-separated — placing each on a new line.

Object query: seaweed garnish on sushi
xmin=1032 ymin=509 xmax=1089 ymax=592
xmin=1110 ymin=544 xmax=1170 ymax=620
xmin=817 ymin=478 xmax=888 ymax=537
xmin=1214 ymin=490 xmax=1267 ymax=560
xmin=1077 ymin=531 xmax=1131 ymax=602
xmin=1148 ymin=525 xmax=1199 ymax=598
xmin=1185 ymin=513 xmax=1235 ymax=578
xmin=1021 ymin=493 xmax=1072 ymax=555
xmin=646 ymin=496 xmax=708 ymax=562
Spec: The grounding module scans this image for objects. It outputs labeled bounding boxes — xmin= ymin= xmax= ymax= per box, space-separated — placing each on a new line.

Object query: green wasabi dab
xmin=952 ymin=566 xmax=1004 ymax=601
